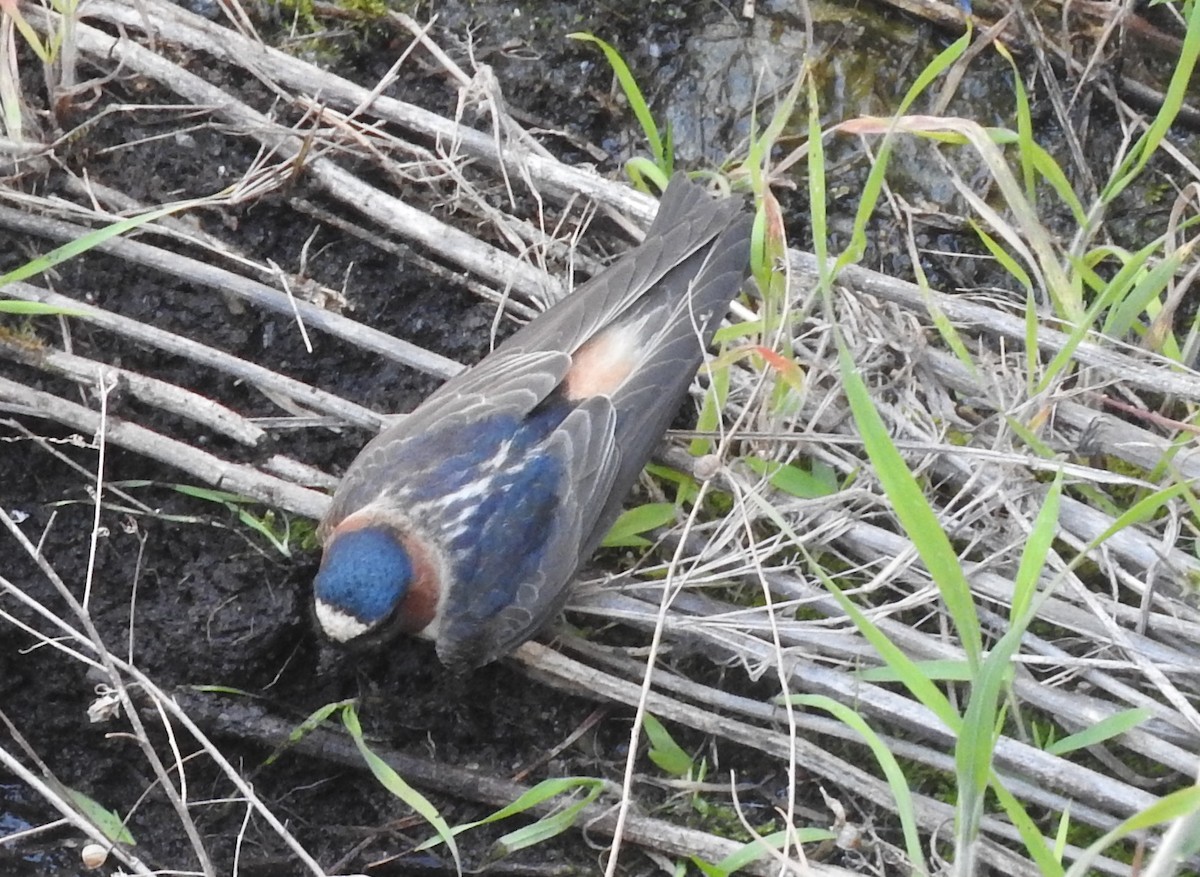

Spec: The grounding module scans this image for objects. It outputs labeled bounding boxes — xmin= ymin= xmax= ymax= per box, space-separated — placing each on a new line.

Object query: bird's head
xmin=313 ymin=514 xmax=439 ymax=645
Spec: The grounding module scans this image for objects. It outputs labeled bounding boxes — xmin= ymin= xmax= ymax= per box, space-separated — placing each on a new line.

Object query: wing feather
xmin=491 ymin=179 xmax=745 ymax=360
xmin=436 ymin=396 xmax=619 ymax=668
xmin=320 ymin=350 xmax=572 ymax=535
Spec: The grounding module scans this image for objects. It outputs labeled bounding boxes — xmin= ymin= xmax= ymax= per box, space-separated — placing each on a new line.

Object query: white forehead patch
xmin=316 ymin=599 xmax=371 ymax=642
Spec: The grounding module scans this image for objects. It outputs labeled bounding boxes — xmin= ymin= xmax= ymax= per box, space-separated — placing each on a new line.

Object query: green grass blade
xmin=805 ymin=76 xmax=829 ymax=275
xmin=1101 ymin=248 xmax=1183 ymax=339
xmin=958 ymin=475 xmax=1064 ymax=870
xmin=625 ymin=156 xmax=669 ymax=194
xmin=693 ymin=828 xmax=837 ymax=876
xmin=264 ymin=698 xmax=355 ymax=765
xmin=1053 ymin=804 xmax=1072 ymax=863
xmin=234 ymin=508 xmax=291 ymax=558
xmin=835 ymin=29 xmax=971 ymax=272
xmin=1103 ymin=0 xmax=1200 ymax=201
xmin=1063 ymin=786 xmax=1200 ymax=877
xmin=1045 ymin=707 xmax=1153 ymax=757
xmin=1026 ymin=140 xmax=1087 ymax=226
xmin=417 ymin=776 xmax=604 ymax=852
xmin=990 ymin=777 xmax=1065 ymax=876
xmin=857 ymin=659 xmax=976 ymax=683
xmin=1009 ymin=471 xmax=1062 ymax=621
xmin=342 ymin=705 xmax=462 ymax=875
xmin=568 ymin=33 xmax=666 ymax=172
xmin=784 ymin=694 xmax=927 ymax=874
xmin=954 ymin=648 xmax=1009 ymax=863
xmin=0 ymin=200 xmax=198 ymax=289
xmin=836 ymin=340 xmax=982 ymax=667
xmin=489 ymin=781 xmax=604 ymax=857
xmin=972 ymin=222 xmax=1033 ymax=293
xmin=170 ymin=484 xmax=249 ymax=505
xmin=601 ymin=502 xmax=676 ymax=548
xmin=814 ymin=568 xmax=959 ymax=730
xmin=4 ymin=4 xmax=50 ymax=63
xmin=691 ymin=355 xmax=730 ymax=456
xmin=65 ymin=787 xmax=136 ymax=846
xmin=1038 ymin=241 xmax=1162 ymax=392
xmin=1084 ymin=481 xmax=1192 ymax=552
xmin=743 ymin=456 xmax=838 ymax=500
xmin=955 ymin=474 xmax=1061 ymax=866
xmin=0 ymin=300 xmax=86 ymax=315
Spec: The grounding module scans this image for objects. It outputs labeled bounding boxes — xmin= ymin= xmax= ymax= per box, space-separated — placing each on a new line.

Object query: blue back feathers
xmin=428 ymin=396 xmax=571 ymax=622
xmin=315 ymin=526 xmax=413 ymax=623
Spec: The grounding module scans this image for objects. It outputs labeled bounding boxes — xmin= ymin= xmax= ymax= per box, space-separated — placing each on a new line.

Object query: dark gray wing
xmin=322 ymin=174 xmax=745 ymax=538
xmin=434 ymin=196 xmax=754 ymax=669
xmin=420 ymin=173 xmax=746 ymax=403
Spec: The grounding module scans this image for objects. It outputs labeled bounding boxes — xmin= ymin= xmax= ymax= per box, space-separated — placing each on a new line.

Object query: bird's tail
xmin=594 ymin=179 xmax=755 ymax=532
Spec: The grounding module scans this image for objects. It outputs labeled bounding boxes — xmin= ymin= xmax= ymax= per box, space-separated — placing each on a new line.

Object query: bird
xmin=313 ymin=173 xmax=754 ymax=670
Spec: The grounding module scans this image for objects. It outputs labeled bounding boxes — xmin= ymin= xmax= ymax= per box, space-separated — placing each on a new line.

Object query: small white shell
xmin=81 ymin=842 xmax=108 ymax=869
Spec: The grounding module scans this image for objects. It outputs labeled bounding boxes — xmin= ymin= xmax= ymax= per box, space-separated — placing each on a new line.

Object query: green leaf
xmin=835 ymin=29 xmax=971 ymax=272
xmin=0 ymin=200 xmax=199 ymax=290
xmin=625 ymin=156 xmax=669 ymax=194
xmin=1101 ymin=248 xmax=1183 ymax=339
xmin=1026 ymin=140 xmax=1087 ymax=226
xmin=743 ymin=456 xmax=838 ymax=499
xmin=602 ymin=503 xmax=676 ymax=548
xmin=837 ymin=341 xmax=982 ymax=667
xmin=264 ymin=698 xmax=355 ymax=765
xmin=692 ymin=353 xmax=731 ymax=457
xmin=1053 ymin=804 xmax=1072 ymax=863
xmin=168 ymin=483 xmax=293 ymax=557
xmin=782 ymin=694 xmax=926 ymax=873
xmin=642 ymin=713 xmax=694 ymax=777
xmin=65 ymin=787 xmax=136 ymax=846
xmin=1102 ymin=0 xmax=1200 ymax=201
xmin=816 ymin=572 xmax=958 ymax=730
xmin=489 ymin=781 xmax=604 ymax=858
xmin=568 ymin=33 xmax=669 ymax=175
xmin=956 ymin=475 xmax=1062 ymax=867
xmin=857 ymin=659 xmax=979 ymax=683
xmin=972 ymin=222 xmax=1033 ymax=294
xmin=5 ymin=5 xmax=50 ymax=63
xmin=417 ymin=776 xmax=604 ymax=854
xmin=991 ymin=778 xmax=1064 ymax=876
xmin=190 ymin=685 xmax=255 ymax=697
xmin=1037 ymin=241 xmax=1160 ymax=392
xmin=170 ymin=484 xmax=250 ymax=504
xmin=1009 ymin=473 xmax=1062 ymax=622
xmin=644 ymin=462 xmax=699 ymax=506
xmin=236 ymin=508 xmax=292 ymax=558
xmin=806 ymin=75 xmax=829 ymax=273
xmin=693 ymin=828 xmax=836 ymax=876
xmin=1085 ymin=481 xmax=1193 ymax=551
